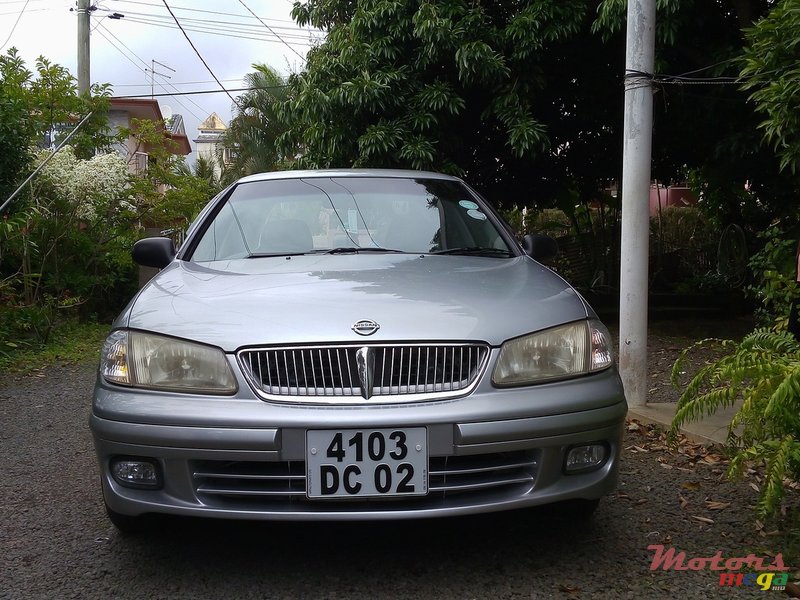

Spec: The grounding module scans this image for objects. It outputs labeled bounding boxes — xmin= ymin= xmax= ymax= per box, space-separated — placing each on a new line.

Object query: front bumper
xmin=91 ymin=369 xmax=627 ymax=521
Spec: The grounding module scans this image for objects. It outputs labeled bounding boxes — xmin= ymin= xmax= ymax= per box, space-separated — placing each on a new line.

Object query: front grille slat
xmin=429 ymin=460 xmax=535 ymax=477
xmin=424 ymin=347 xmax=430 ymax=392
xmin=198 ymin=486 xmax=303 ymax=497
xmin=239 ymin=343 xmax=489 ymax=404
xmin=192 ymin=450 xmax=537 ymax=508
xmin=193 ymin=472 xmax=305 ymax=481
xmin=430 ymin=475 xmax=534 ymax=493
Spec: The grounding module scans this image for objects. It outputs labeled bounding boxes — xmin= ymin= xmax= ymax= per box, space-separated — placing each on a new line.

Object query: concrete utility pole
xmin=77 ymin=0 xmax=91 ymax=95
xmin=619 ymin=0 xmax=656 ymax=408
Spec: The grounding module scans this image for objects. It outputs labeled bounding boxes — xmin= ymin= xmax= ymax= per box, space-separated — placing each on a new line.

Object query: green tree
xmin=221 ymin=64 xmax=290 ymax=184
xmin=280 ymin=0 xmax=591 ymax=195
xmin=175 ymin=155 xmax=222 ymax=197
xmin=0 ymin=50 xmax=35 ymax=204
xmin=278 ymin=0 xmax=799 ymax=229
xmin=0 ymin=48 xmax=111 ymax=207
xmin=740 ymin=0 xmax=800 ymax=174
xmin=122 ymin=118 xmax=218 ymax=227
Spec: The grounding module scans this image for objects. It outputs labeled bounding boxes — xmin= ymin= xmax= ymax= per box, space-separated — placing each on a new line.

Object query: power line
xmin=114 ymin=15 xmax=316 ymax=46
xmin=237 ymin=0 xmax=305 ymax=60
xmin=98 ymin=20 xmax=149 ymax=69
xmin=116 ymin=85 xmax=287 ymax=99
xmin=112 ymin=78 xmax=245 ymax=87
xmin=152 ymin=71 xmax=205 ymax=121
xmin=676 ymin=58 xmax=738 ymax=78
xmin=95 ymin=24 xmax=148 ymax=73
xmin=0 ymin=7 xmax=46 ymax=16
xmin=0 ymin=0 xmax=30 ymax=50
xmin=624 ymin=69 xmax=786 ymax=88
xmin=110 ymin=0 xmax=303 ymax=25
xmin=96 ymin=22 xmax=204 ymax=121
xmin=160 ymin=0 xmax=236 ymax=105
xmin=99 ymin=7 xmax=323 ymax=35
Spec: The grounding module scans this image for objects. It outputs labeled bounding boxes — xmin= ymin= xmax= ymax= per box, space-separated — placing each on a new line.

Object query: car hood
xmin=123 ymin=255 xmax=589 ymax=350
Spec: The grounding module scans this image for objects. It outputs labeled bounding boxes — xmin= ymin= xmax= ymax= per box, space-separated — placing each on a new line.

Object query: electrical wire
xmin=112 ymin=78 xmax=245 ymax=87
xmin=115 ymin=15 xmax=316 ymax=46
xmin=95 ymin=25 xmax=147 ymax=74
xmin=0 ymin=0 xmax=30 ymax=50
xmin=676 ymin=58 xmax=738 ymax=78
xmin=115 ymin=86 xmax=287 ymax=99
xmin=110 ymin=0 xmax=303 ymax=25
xmin=152 ymin=72 xmax=207 ymax=121
xmin=98 ymin=7 xmax=322 ymax=35
xmin=625 ymin=66 xmax=792 ymax=89
xmin=160 ymin=0 xmax=236 ymax=105
xmin=237 ymin=0 xmax=306 ymax=60
xmin=114 ymin=15 xmax=315 ymax=47
xmin=96 ymin=21 xmax=204 ymax=121
xmin=0 ymin=7 xmax=46 ymax=16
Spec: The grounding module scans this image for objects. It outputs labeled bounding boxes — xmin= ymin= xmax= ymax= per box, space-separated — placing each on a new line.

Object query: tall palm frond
xmin=220 ymin=64 xmax=289 ymax=183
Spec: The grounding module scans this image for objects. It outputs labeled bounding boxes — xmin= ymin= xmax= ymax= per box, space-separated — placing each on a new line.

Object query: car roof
xmin=236 ymin=169 xmax=463 ymax=185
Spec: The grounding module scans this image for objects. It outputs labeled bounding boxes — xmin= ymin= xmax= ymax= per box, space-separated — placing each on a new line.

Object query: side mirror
xmin=132 ymin=237 xmax=176 ymax=269
xmin=522 ymin=234 xmax=558 ymax=262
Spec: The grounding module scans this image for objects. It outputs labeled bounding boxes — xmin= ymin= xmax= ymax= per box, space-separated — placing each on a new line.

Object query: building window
xmin=133 ymin=152 xmax=149 ymax=174
xmin=223 ymin=147 xmax=238 ymax=164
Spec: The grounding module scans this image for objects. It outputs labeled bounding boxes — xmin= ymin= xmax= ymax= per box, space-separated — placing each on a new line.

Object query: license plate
xmin=306 ymin=428 xmax=428 ymax=498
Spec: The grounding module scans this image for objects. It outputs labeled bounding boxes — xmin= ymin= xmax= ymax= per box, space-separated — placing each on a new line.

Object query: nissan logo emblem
xmin=352 ymin=319 xmax=380 ymax=336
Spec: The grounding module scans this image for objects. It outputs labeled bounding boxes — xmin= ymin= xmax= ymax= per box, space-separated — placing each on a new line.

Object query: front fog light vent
xmin=565 ymin=444 xmax=608 ymax=474
xmin=110 ymin=458 xmax=162 ymax=489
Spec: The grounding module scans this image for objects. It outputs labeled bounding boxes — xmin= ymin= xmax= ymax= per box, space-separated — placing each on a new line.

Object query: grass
xmin=0 ymin=320 xmax=109 ymax=374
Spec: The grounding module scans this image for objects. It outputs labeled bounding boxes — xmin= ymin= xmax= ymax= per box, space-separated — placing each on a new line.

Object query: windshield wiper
xmin=430 ymin=247 xmax=515 ymax=257
xmin=246 ymin=251 xmax=308 ymax=258
xmin=311 ymin=247 xmax=406 ymax=255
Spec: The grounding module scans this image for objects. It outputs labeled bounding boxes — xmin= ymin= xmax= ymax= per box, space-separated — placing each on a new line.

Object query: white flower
xmin=38 ymin=146 xmax=131 ymax=221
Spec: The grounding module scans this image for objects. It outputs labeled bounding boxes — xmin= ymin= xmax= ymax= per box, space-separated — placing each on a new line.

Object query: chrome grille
xmin=192 ymin=450 xmax=537 ymax=509
xmin=238 ymin=343 xmax=490 ymax=403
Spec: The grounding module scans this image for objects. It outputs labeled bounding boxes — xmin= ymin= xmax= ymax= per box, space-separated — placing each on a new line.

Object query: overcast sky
xmin=1 ymin=0 xmax=323 ymax=160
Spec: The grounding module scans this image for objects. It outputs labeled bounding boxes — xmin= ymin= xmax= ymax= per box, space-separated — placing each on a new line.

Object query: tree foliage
xmin=0 ymin=53 xmax=218 ymax=357
xmin=221 ymin=64 xmax=290 ymax=184
xmin=278 ymin=0 xmax=798 ymax=224
xmin=120 ymin=118 xmax=215 ymax=227
xmin=280 ymin=0 xmax=611 ymax=205
xmin=0 ymin=49 xmax=111 ymax=203
xmin=740 ymin=0 xmax=800 ymax=173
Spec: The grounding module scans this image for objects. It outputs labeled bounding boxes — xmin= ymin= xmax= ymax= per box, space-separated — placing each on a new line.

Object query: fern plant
xmin=671 ymin=328 xmax=800 ymax=516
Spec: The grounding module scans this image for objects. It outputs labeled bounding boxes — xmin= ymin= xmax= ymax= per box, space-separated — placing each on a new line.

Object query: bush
xmin=747 ymin=228 xmax=800 ymax=327
xmin=671 ymin=329 xmax=800 ymax=517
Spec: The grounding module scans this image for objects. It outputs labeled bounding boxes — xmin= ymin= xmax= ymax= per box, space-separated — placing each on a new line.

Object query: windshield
xmin=190 ymin=177 xmax=513 ymax=261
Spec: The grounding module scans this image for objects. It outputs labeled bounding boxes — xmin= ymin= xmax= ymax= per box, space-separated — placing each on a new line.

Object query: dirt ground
xmin=610 ymin=316 xmax=757 ymax=404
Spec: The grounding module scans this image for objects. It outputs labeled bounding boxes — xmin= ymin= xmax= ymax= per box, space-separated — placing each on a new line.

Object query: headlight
xmin=492 ymin=320 xmax=614 ymax=386
xmin=100 ymin=330 xmax=237 ymax=394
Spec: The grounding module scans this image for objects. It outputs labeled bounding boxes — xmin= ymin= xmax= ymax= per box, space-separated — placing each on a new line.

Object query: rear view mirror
xmin=522 ymin=234 xmax=558 ymax=262
xmin=132 ymin=237 xmax=176 ymax=269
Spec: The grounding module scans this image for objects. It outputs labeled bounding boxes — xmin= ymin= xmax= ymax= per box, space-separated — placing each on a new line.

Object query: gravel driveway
xmin=1 ymin=321 xmax=795 ymax=599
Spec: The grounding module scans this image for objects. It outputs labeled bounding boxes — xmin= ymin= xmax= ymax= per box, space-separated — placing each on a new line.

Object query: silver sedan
xmin=91 ymin=169 xmax=626 ymax=530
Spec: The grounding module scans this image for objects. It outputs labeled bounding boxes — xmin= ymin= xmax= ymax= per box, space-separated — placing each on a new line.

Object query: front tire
xmin=555 ymin=498 xmax=601 ymax=520
xmin=105 ymin=502 xmax=153 ymax=534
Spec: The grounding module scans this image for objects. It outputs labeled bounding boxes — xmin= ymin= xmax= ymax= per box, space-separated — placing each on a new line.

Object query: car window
xmin=189 ymin=177 xmax=512 ymax=261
